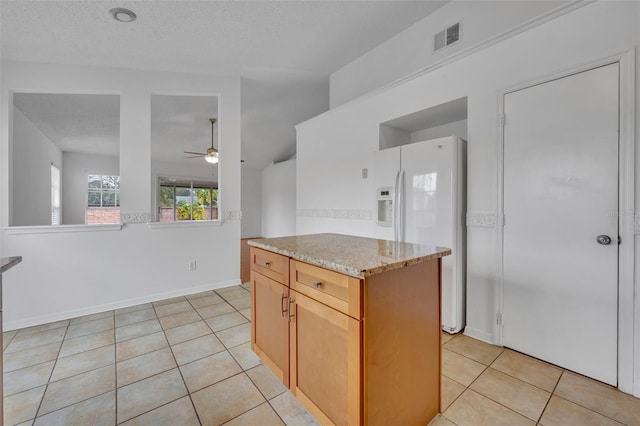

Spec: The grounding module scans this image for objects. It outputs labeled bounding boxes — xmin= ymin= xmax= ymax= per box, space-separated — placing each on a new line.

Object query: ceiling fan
xmin=184 ymin=118 xmax=219 ymax=164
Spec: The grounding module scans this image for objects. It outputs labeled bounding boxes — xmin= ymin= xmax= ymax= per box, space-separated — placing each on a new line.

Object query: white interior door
xmin=503 ymin=63 xmax=619 ymax=385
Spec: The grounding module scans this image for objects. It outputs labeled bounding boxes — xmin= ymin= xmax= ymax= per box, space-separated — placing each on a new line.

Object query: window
xmin=87 ymin=174 xmax=120 ymax=224
xmin=159 ymin=178 xmax=218 ymax=222
xmin=51 ymin=165 xmax=60 ymax=225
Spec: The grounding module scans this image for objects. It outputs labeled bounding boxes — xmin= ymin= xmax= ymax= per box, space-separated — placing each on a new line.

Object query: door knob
xmin=596 ymin=235 xmax=612 ymax=245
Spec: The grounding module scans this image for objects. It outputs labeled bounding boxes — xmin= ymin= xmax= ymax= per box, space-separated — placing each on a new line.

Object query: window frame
xmin=86 ymin=173 xmax=121 ymax=225
xmin=157 ymin=177 xmax=219 ymax=222
xmin=51 ymin=164 xmax=61 ymax=225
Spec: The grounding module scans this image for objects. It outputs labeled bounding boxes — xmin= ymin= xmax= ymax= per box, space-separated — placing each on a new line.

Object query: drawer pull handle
xmin=281 ymin=292 xmax=287 ymax=318
xmin=288 ymin=297 xmax=295 ymax=322
xmin=263 ymin=261 xmax=271 ymax=267
xmin=313 ymin=281 xmax=322 ymax=289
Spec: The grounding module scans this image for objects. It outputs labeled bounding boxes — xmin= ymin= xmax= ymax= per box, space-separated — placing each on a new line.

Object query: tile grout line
xmin=24 ymin=311 xmax=115 ymax=422
xmin=4 ymin=355 xmax=59 ymax=377
xmin=8 ymin=286 xmax=261 ymax=425
xmin=463 ymin=388 xmax=538 ymax=423
xmin=28 ymin=313 xmax=116 ymax=423
xmin=535 ymin=366 xmax=564 ymax=424
xmin=547 ymin=371 xmax=627 ymax=425
xmin=450 ymin=353 xmax=556 ymax=424
xmin=224 ymin=286 xmax=290 ymax=424
xmin=31 ymin=317 xmax=71 ymax=424
xmin=156 ymin=297 xmax=204 ymax=426
xmin=546 ymin=393 xmax=626 ymax=425
xmin=445 ymin=339 xmax=567 ymax=396
xmin=191 ymin=370 xmax=259 ymax=425
xmin=177 ymin=289 xmax=252 ymax=423
xmin=3 ymin=328 xmax=69 ymax=356
xmin=265 ymin=399 xmax=292 ymax=426
xmin=31 ymin=389 xmax=115 ymax=425
xmin=450 ymin=346 xmax=547 ymax=424
xmin=3 ymin=330 xmax=19 ymax=349
xmin=442 ymin=337 xmax=505 ymax=366
xmin=114 ymin=395 xmax=193 ymax=425
xmin=180 ymin=288 xmax=261 ymax=425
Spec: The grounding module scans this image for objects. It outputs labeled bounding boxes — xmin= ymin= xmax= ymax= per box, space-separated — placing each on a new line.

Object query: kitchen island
xmin=248 ymin=234 xmax=450 ymax=426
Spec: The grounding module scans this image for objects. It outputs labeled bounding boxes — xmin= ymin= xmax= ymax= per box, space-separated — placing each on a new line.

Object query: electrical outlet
xmin=362 ymin=168 xmax=368 ymax=179
xmin=188 ymin=260 xmax=197 ymax=271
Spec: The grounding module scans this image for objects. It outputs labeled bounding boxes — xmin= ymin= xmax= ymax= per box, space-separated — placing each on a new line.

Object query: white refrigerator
xmin=373 ymin=136 xmax=466 ymax=333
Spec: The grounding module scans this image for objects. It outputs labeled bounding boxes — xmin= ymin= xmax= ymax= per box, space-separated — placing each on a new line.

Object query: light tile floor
xmin=433 ymin=332 xmax=640 ymax=426
xmin=3 ymin=284 xmax=640 ymax=425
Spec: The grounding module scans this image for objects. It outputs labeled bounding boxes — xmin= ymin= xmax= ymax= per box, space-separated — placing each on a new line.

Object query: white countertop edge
xmin=4 ymin=223 xmax=123 ymax=235
xmin=147 ymin=220 xmax=223 ymax=230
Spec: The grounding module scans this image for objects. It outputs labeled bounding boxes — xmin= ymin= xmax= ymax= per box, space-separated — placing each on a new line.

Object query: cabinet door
xmin=251 ymin=270 xmax=289 ymax=386
xmin=289 ymin=290 xmax=361 ymax=426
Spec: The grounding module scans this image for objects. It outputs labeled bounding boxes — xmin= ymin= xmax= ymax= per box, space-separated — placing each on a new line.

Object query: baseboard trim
xmin=464 ymin=327 xmax=495 ymax=345
xmin=4 ymin=278 xmax=242 ymax=331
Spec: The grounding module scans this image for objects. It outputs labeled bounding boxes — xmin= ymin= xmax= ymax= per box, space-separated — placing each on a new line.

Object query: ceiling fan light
xmin=205 ymin=154 xmax=219 ymax=164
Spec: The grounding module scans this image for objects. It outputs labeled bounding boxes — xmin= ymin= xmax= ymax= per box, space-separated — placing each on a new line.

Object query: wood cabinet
xmin=250 ymin=246 xmax=442 ymax=425
xmin=240 ymin=237 xmax=261 ymax=283
xmin=250 ymin=248 xmax=290 ymax=386
xmin=289 ymin=289 xmax=361 ymax=425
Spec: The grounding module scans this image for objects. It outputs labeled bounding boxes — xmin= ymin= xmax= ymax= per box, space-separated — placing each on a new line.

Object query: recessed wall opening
xmin=10 ymin=92 xmax=121 ymax=226
xmin=379 ymin=96 xmax=467 ymax=150
xmin=150 ymin=93 xmax=220 ymax=223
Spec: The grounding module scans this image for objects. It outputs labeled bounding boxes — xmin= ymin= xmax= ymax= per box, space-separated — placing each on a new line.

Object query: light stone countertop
xmin=248 ymin=233 xmax=450 ymax=279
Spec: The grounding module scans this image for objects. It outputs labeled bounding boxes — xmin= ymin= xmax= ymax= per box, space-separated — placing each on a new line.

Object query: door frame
xmin=496 ymin=49 xmax=636 ymax=394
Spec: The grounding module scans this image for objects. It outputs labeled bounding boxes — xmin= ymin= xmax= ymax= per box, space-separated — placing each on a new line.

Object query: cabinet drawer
xmin=251 ymin=247 xmax=289 ymax=285
xmin=290 ymin=260 xmax=362 ymax=319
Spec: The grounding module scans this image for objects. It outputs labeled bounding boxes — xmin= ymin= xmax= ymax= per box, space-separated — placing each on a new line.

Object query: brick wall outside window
xmin=86 ymin=208 xmax=121 ymax=224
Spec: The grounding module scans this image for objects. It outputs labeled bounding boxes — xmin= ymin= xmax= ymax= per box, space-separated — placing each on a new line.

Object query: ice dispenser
xmin=376 ymin=186 xmax=393 ymax=227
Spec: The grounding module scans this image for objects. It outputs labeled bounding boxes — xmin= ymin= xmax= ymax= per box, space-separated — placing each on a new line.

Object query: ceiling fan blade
xmin=184 ymin=155 xmax=205 ymax=159
xmin=183 ymin=151 xmax=206 ymax=156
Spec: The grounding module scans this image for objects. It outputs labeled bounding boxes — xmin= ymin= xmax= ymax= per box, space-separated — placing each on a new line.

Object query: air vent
xmin=434 ymin=22 xmax=461 ymax=52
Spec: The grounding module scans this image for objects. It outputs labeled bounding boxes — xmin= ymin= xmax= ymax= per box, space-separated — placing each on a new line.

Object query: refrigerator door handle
xmin=393 ymin=171 xmax=400 ymax=241
xmin=400 ymin=170 xmax=406 ymax=242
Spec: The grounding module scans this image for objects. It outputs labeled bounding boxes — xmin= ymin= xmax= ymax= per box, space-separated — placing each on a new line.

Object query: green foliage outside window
xmin=176 ymin=201 xmax=205 ymax=220
xmin=160 ymin=182 xmax=217 ymax=221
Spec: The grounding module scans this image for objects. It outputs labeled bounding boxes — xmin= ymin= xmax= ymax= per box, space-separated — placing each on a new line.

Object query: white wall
xmin=262 ymin=159 xmax=296 ymax=238
xmin=11 ymin=107 xmax=62 ymax=226
xmin=297 ymin=1 xmax=640 ymax=394
xmin=330 ymin=1 xmax=569 ymax=107
xmin=62 ymin=152 xmax=119 ymax=225
xmin=410 ymin=119 xmax=467 ymax=143
xmin=1 ymin=61 xmax=242 ymax=329
xmin=241 ymin=167 xmax=262 ymax=238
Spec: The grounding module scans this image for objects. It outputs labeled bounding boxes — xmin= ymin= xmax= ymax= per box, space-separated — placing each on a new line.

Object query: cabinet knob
xmin=313 ymin=281 xmax=322 ymax=289
xmin=264 ymin=261 xmax=271 ymax=267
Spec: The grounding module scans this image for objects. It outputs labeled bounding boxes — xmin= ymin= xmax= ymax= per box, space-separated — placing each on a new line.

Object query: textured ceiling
xmin=0 ymin=1 xmax=449 ymax=75
xmin=2 ymin=0 xmax=450 ymax=169
xmin=13 ymin=93 xmax=222 ymax=163
xmin=241 ymin=69 xmax=329 ymax=168
xmin=151 ymin=95 xmax=219 ymax=163
xmin=13 ymin=93 xmax=120 ymax=157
